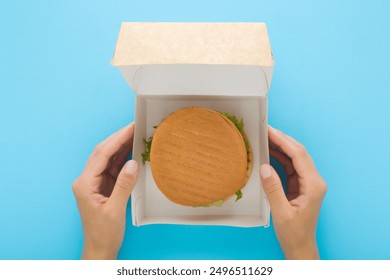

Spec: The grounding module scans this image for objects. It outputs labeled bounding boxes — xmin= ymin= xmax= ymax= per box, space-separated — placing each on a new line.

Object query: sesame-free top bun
xmin=150 ymin=106 xmax=250 ymax=206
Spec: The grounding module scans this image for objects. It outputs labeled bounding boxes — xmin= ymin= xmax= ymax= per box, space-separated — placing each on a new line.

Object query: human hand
xmin=260 ymin=126 xmax=327 ymax=259
xmin=72 ymin=123 xmax=139 ymax=259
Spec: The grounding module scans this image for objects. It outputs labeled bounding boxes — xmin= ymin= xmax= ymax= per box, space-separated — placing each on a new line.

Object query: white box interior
xmin=131 ymin=95 xmax=270 ymax=227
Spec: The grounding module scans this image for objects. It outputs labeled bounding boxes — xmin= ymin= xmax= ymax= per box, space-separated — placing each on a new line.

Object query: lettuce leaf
xmin=221 ymin=112 xmax=249 ymax=152
xmin=141 ymin=137 xmax=153 ymax=164
xmin=221 ymin=112 xmax=244 ymax=132
xmin=197 ymin=189 xmax=242 ymax=207
xmin=197 ymin=200 xmax=225 ymax=207
xmin=235 ymin=189 xmax=243 ymax=202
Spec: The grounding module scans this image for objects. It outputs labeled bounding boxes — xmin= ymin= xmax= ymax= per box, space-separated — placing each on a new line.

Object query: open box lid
xmin=111 ymin=22 xmax=274 ymax=96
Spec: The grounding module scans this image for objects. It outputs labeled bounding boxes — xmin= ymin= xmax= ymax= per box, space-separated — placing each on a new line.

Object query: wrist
xmin=81 ymin=245 xmax=118 ymax=260
xmin=283 ymin=240 xmax=320 ymax=260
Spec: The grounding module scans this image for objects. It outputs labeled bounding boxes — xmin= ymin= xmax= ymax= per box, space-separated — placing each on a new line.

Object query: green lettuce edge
xmin=141 ymin=137 xmax=153 ymax=164
xmin=221 ymin=112 xmax=249 ymax=152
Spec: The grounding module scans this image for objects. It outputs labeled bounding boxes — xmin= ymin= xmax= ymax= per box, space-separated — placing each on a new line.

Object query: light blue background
xmin=0 ymin=0 xmax=389 ymax=260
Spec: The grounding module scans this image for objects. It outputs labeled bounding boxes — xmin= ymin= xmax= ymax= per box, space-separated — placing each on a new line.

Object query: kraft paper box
xmin=111 ymin=22 xmax=274 ymax=227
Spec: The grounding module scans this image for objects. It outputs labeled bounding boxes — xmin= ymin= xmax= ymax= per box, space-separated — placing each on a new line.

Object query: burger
xmin=142 ymin=106 xmax=252 ymax=207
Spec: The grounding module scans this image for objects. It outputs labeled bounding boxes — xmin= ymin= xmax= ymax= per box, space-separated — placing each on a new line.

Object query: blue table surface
xmin=1 ymin=0 xmax=389 ymax=260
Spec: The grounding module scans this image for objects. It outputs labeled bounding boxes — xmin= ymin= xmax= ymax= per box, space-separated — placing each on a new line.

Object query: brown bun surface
xmin=150 ymin=106 xmax=250 ymax=206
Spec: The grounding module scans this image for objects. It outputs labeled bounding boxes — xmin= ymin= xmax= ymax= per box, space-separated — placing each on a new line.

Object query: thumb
xmin=260 ymin=164 xmax=290 ymax=216
xmin=107 ymin=160 xmax=139 ymax=211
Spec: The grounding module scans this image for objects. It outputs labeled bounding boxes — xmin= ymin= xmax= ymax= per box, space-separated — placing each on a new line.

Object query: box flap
xmin=112 ymin=22 xmax=274 ymax=96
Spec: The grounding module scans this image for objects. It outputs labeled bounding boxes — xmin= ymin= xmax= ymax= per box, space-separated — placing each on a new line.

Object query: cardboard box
xmin=111 ymin=22 xmax=274 ymax=227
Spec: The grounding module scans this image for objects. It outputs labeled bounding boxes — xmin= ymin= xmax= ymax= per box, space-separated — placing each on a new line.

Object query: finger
xmin=85 ymin=123 xmax=135 ymax=177
xmin=269 ymin=148 xmax=295 ymax=176
xmin=286 ymin=172 xmax=300 ymax=199
xmin=99 ymin=122 xmax=134 ymax=147
xmin=268 ymin=125 xmax=284 ymax=152
xmin=111 ymin=125 xmax=134 ymax=165
xmin=99 ymin=173 xmax=116 ymax=197
xmin=106 ymin=160 xmax=139 ymax=211
xmin=268 ymin=126 xmax=317 ymax=176
xmin=269 ymin=137 xmax=282 ymax=152
xmin=260 ymin=164 xmax=291 ymax=217
xmin=109 ymin=138 xmax=134 ymax=178
xmin=106 ymin=138 xmax=134 ymax=181
xmin=269 ymin=148 xmax=300 ymax=197
xmin=286 ymin=135 xmax=300 ymax=145
xmin=105 ymin=138 xmax=134 ymax=195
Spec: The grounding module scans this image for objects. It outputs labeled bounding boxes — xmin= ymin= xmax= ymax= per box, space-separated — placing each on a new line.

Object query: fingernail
xmin=260 ymin=164 xmax=272 ymax=179
xmin=126 ymin=160 xmax=138 ymax=175
xmin=268 ymin=125 xmax=278 ymax=133
xmin=268 ymin=125 xmax=277 ymax=133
